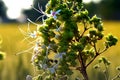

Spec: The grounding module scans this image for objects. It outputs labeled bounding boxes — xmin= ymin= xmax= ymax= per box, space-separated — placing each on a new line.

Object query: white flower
xmin=56 ymin=26 xmax=62 ymax=32
xmin=26 ymin=75 xmax=32 ymax=80
xmin=48 ymin=43 xmax=54 ymax=50
xmin=48 ymin=67 xmax=55 ymax=74
xmin=30 ymin=31 xmax=38 ymax=38
xmin=39 ymin=63 xmax=48 ymax=70
xmin=55 ymin=52 xmax=66 ymax=59
xmin=33 ymin=41 xmax=40 ymax=53
xmin=31 ymin=54 xmax=37 ymax=62
xmin=50 ymin=9 xmax=61 ymax=20
xmin=55 ymin=34 xmax=60 ymax=39
xmin=41 ymin=44 xmax=46 ymax=49
xmin=32 ymin=3 xmax=61 ymax=21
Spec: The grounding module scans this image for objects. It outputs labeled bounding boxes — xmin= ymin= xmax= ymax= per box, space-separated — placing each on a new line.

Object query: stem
xmin=86 ymin=43 xmax=108 ymax=68
xmin=86 ymin=54 xmax=98 ymax=68
xmin=78 ymin=51 xmax=89 ymax=80
xmin=86 ymin=43 xmax=99 ymax=67
xmin=112 ymin=72 xmax=120 ymax=80
xmin=104 ymin=64 xmax=109 ymax=80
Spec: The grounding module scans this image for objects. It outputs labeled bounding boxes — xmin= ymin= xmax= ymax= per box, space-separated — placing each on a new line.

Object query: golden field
xmin=0 ymin=21 xmax=120 ymax=80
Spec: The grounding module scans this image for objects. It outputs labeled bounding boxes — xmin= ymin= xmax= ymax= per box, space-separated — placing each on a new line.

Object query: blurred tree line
xmin=0 ymin=0 xmax=8 ymax=22
xmin=24 ymin=0 xmax=120 ymax=21
xmin=85 ymin=0 xmax=120 ymax=20
xmin=0 ymin=0 xmax=120 ymax=22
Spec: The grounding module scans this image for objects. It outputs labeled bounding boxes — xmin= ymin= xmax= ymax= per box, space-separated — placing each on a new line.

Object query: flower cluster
xmin=23 ymin=0 xmax=118 ymax=80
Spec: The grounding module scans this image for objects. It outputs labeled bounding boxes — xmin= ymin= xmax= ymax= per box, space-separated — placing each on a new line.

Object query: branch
xmin=86 ymin=54 xmax=98 ymax=68
xmin=99 ymin=47 xmax=108 ymax=54
xmin=86 ymin=44 xmax=108 ymax=68
xmin=86 ymin=42 xmax=99 ymax=67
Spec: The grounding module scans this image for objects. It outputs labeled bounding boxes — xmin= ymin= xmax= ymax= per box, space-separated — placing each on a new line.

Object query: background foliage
xmin=0 ymin=22 xmax=119 ymax=80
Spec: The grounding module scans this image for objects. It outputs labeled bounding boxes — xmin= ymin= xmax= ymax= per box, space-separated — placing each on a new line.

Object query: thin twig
xmin=86 ymin=54 xmax=98 ymax=68
xmin=86 ymin=42 xmax=99 ymax=67
xmin=99 ymin=47 xmax=108 ymax=54
xmin=112 ymin=72 xmax=120 ymax=80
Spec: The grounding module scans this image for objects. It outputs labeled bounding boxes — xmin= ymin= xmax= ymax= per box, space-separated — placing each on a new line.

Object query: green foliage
xmin=105 ymin=34 xmax=118 ymax=48
xmin=24 ymin=0 xmax=118 ymax=80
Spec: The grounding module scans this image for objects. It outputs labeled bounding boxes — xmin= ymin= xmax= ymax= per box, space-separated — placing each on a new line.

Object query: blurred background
xmin=0 ymin=0 xmax=120 ymax=80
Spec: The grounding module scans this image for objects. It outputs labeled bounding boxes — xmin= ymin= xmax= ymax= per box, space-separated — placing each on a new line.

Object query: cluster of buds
xmin=24 ymin=0 xmax=118 ymax=80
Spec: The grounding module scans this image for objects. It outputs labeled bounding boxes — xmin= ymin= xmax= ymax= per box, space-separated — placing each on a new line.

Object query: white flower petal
xmin=26 ymin=75 xmax=32 ymax=80
xmin=48 ymin=67 xmax=55 ymax=74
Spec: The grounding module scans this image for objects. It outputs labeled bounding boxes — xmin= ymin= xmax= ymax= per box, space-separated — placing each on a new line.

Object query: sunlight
xmin=83 ymin=0 xmax=92 ymax=3
xmin=3 ymin=0 xmax=33 ymax=19
xmin=83 ymin=0 xmax=101 ymax=3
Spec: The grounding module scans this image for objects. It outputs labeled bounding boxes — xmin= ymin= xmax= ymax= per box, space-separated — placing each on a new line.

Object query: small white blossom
xmin=56 ymin=27 xmax=62 ymax=32
xmin=26 ymin=75 xmax=32 ymax=80
xmin=50 ymin=9 xmax=61 ymax=20
xmin=33 ymin=41 xmax=40 ymax=53
xmin=55 ymin=34 xmax=60 ymax=39
xmin=55 ymin=52 xmax=66 ymax=59
xmin=31 ymin=54 xmax=37 ymax=62
xmin=41 ymin=44 xmax=46 ymax=49
xmin=48 ymin=67 xmax=55 ymax=74
xmin=39 ymin=63 xmax=48 ymax=70
xmin=30 ymin=31 xmax=38 ymax=38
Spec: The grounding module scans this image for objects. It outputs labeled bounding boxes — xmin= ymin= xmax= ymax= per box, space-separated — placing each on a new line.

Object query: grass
xmin=0 ymin=21 xmax=120 ymax=80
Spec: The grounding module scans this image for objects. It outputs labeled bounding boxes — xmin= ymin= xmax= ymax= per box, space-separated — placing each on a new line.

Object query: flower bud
xmin=0 ymin=51 xmax=6 ymax=60
xmin=93 ymin=64 xmax=100 ymax=69
xmin=105 ymin=34 xmax=118 ymax=47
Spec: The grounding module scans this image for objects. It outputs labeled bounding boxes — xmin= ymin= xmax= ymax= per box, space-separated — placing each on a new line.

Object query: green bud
xmin=45 ymin=17 xmax=55 ymax=26
xmin=39 ymin=25 xmax=49 ymax=34
xmin=66 ymin=69 xmax=73 ymax=75
xmin=0 ymin=51 xmax=6 ymax=60
xmin=89 ymin=30 xmax=96 ymax=35
xmin=105 ymin=34 xmax=118 ymax=47
xmin=98 ymin=58 xmax=102 ymax=63
xmin=116 ymin=66 xmax=120 ymax=71
xmin=97 ymin=32 xmax=104 ymax=40
xmin=55 ymin=3 xmax=67 ymax=10
xmin=80 ymin=36 xmax=88 ymax=44
xmin=76 ymin=43 xmax=85 ymax=51
xmin=90 ymin=15 xmax=101 ymax=23
xmin=93 ymin=64 xmax=100 ymax=69
xmin=74 ymin=13 xmax=82 ymax=22
xmin=77 ymin=2 xmax=83 ymax=10
xmin=80 ymin=9 xmax=89 ymax=20
xmin=89 ymin=30 xmax=97 ymax=37
xmin=97 ymin=23 xmax=104 ymax=32
xmin=49 ymin=31 xmax=55 ymax=38
xmin=49 ymin=0 xmax=59 ymax=8
xmin=60 ymin=8 xmax=73 ymax=21
xmin=100 ymin=57 xmax=111 ymax=66
xmin=62 ymin=31 xmax=74 ymax=40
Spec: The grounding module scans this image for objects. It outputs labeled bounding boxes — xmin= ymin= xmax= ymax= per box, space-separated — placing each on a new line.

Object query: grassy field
xmin=0 ymin=21 xmax=120 ymax=80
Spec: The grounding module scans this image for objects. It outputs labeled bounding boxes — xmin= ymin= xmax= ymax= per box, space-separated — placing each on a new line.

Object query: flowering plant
xmin=24 ymin=0 xmax=118 ymax=80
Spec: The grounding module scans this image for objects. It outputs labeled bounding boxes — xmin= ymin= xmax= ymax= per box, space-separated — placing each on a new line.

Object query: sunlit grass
xmin=0 ymin=21 xmax=120 ymax=80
